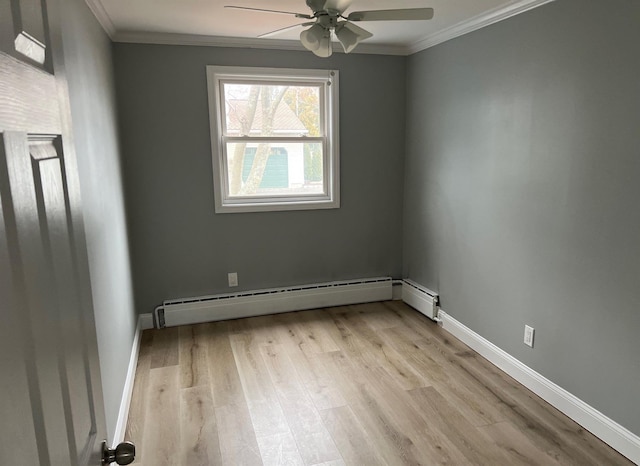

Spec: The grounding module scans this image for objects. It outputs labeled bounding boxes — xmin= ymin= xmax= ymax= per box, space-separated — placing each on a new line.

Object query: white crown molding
xmin=408 ymin=0 xmax=556 ymax=55
xmin=83 ymin=0 xmax=116 ymax=39
xmin=85 ymin=0 xmax=553 ymax=56
xmin=112 ymin=31 xmax=409 ymax=56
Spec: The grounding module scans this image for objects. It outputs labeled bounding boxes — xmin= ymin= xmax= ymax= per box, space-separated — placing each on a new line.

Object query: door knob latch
xmin=102 ymin=441 xmax=135 ymax=465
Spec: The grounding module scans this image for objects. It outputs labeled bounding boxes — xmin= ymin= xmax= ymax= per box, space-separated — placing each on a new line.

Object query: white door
xmin=0 ymin=0 xmax=124 ymax=464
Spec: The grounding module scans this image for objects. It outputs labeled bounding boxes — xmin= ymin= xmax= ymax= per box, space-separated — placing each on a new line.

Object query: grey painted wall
xmin=113 ymin=45 xmax=406 ymax=314
xmin=404 ymin=0 xmax=640 ymax=435
xmin=61 ymin=0 xmax=137 ymax=442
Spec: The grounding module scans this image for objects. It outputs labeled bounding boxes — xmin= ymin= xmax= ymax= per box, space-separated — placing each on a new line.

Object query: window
xmin=206 ymin=66 xmax=339 ymax=213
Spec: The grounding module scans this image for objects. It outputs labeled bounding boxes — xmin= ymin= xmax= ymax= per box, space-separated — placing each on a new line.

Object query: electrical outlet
xmin=524 ymin=325 xmax=535 ymax=348
xmin=228 ymin=272 xmax=238 ymax=287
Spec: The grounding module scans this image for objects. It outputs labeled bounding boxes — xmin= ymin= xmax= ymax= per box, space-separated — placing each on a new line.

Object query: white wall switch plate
xmin=228 ymin=272 xmax=238 ymax=287
xmin=524 ymin=325 xmax=535 ymax=348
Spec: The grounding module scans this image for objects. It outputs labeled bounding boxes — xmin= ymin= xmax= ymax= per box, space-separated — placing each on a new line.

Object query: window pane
xmin=226 ymin=142 xmax=324 ymax=197
xmin=223 ymin=84 xmax=321 ymax=137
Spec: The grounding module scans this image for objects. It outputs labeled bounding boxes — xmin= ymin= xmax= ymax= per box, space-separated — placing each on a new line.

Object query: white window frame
xmin=206 ymin=66 xmax=340 ymax=213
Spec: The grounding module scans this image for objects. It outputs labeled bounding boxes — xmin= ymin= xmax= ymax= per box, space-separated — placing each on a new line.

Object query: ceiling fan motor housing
xmin=317 ymin=13 xmax=340 ymax=29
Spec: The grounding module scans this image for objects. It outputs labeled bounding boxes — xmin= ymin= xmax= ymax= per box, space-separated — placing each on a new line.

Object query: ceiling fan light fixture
xmin=312 ymin=34 xmax=332 ymax=57
xmin=335 ymin=22 xmax=371 ymax=54
xmin=300 ymin=23 xmax=325 ymax=51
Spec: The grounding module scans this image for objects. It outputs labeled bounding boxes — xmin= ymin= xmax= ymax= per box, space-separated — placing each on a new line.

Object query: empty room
xmin=1 ymin=0 xmax=639 ymax=465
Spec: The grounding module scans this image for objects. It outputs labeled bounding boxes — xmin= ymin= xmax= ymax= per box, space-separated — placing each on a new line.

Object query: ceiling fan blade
xmin=258 ymin=22 xmax=315 ymax=38
xmin=225 ymin=6 xmax=314 ymax=19
xmin=347 ymin=8 xmax=434 ymax=22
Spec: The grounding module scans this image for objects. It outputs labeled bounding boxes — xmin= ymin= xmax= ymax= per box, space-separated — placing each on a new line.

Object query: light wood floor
xmin=125 ymin=301 xmax=633 ymax=465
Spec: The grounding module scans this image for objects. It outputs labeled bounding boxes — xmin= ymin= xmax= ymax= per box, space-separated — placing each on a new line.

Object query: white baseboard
xmin=112 ymin=315 xmax=145 ymax=444
xmin=139 ymin=312 xmax=154 ymax=330
xmin=438 ymin=309 xmax=640 ymax=464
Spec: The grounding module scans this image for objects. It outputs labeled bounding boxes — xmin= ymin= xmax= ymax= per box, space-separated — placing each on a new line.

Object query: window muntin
xmin=207 ymin=66 xmax=339 ymax=213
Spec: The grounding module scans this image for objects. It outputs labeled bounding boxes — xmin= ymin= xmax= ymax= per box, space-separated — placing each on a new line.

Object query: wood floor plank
xmin=216 ymin=403 xmax=263 ymax=466
xmin=229 ymin=332 xmax=277 ymax=402
xmin=346 ymin=301 xmax=401 ymax=331
xmin=408 ymin=386 xmax=514 ymax=465
xmin=271 ymin=312 xmax=334 ymax=357
xmin=330 ymin=308 xmax=428 ymax=390
xmin=296 ymin=352 xmax=348 ymax=411
xmin=256 ymin=432 xmax=305 ymax=466
xmin=365 ymin=366 xmax=476 ymax=466
xmin=179 ymin=324 xmax=210 ymax=389
xmin=180 ymin=385 xmax=222 ymax=465
xmin=243 ymin=315 xmax=282 ymax=346
xmin=260 ymin=344 xmax=342 ymax=465
xmin=378 ymin=325 xmax=505 ymax=427
xmin=316 ymin=308 xmax=378 ymax=372
xmin=230 ymin=333 xmax=291 ymax=439
xmin=140 ymin=366 xmax=180 ymax=464
xmin=267 ymin=312 xmax=347 ymax=411
xmin=203 ymin=321 xmax=245 ymax=407
xmin=149 ymin=326 xmax=180 ymax=369
xmin=294 ymin=310 xmax=340 ymax=354
xmin=479 ymin=420 xmax=564 ymax=466
xmin=317 ymin=350 xmax=431 ymax=466
xmin=319 ymin=405 xmax=386 ymax=466
xmin=328 ymin=349 xmax=468 ymax=465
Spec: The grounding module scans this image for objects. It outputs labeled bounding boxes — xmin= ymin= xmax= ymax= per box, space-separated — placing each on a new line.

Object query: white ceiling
xmin=87 ymin=0 xmax=553 ymax=55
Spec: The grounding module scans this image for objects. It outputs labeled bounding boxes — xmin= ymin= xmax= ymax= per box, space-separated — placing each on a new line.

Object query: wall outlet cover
xmin=524 ymin=325 xmax=535 ymax=348
xmin=228 ymin=272 xmax=238 ymax=287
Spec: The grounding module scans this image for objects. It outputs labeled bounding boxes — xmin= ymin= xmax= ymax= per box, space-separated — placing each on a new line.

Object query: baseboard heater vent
xmin=402 ymin=279 xmax=440 ymax=321
xmin=154 ymin=277 xmax=392 ymax=328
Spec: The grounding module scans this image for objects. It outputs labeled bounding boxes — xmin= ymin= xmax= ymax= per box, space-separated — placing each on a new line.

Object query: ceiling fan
xmin=225 ymin=0 xmax=434 ymax=57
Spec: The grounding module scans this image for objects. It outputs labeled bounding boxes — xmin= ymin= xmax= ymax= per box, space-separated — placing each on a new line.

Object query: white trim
xmin=206 ymin=66 xmax=339 ymax=213
xmin=112 ymin=316 xmax=143 ymax=444
xmin=408 ymin=0 xmax=555 ymax=54
xmin=159 ymin=277 xmax=392 ymax=328
xmin=438 ymin=309 xmax=640 ymax=464
xmin=112 ymin=31 xmax=408 ymax=56
xmin=139 ymin=313 xmax=154 ymax=330
xmin=83 ymin=0 xmax=116 ymax=39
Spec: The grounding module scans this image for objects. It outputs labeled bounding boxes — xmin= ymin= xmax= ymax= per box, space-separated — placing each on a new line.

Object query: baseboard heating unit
xmin=402 ymin=279 xmax=440 ymax=321
xmin=154 ymin=277 xmax=392 ymax=328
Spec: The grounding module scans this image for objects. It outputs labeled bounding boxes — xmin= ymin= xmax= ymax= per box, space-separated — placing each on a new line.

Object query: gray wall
xmin=61 ymin=0 xmax=137 ymax=442
xmin=404 ymin=0 xmax=640 ymax=435
xmin=113 ymin=45 xmax=406 ymax=314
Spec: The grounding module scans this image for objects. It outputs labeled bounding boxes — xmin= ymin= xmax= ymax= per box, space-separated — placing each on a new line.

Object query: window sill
xmin=214 ymin=197 xmax=340 ymax=214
